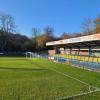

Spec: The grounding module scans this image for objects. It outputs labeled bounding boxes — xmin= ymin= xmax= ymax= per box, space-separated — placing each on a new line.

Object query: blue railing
xmin=70 ymin=59 xmax=100 ymax=71
xmin=31 ymin=53 xmax=100 ymax=71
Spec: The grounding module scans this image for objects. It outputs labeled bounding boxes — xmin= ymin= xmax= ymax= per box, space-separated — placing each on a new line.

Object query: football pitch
xmin=0 ymin=57 xmax=100 ymax=100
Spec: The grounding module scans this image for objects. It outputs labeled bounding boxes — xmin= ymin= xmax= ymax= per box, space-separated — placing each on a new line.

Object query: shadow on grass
xmin=0 ymin=67 xmax=49 ymax=72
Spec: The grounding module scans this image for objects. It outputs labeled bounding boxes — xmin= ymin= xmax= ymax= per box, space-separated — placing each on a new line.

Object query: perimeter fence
xmin=31 ymin=53 xmax=100 ymax=71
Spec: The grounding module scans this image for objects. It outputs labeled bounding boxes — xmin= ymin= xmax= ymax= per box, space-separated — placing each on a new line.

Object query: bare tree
xmin=32 ymin=28 xmax=40 ymax=38
xmin=32 ymin=27 xmax=40 ymax=50
xmin=82 ymin=18 xmax=94 ymax=35
xmin=94 ymin=15 xmax=100 ymax=34
xmin=44 ymin=26 xmax=54 ymax=42
xmin=60 ymin=32 xmax=70 ymax=39
xmin=0 ymin=12 xmax=16 ymax=33
xmin=73 ymin=32 xmax=82 ymax=38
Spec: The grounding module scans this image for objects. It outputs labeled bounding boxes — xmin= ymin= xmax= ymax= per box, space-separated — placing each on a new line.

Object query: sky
xmin=0 ymin=0 xmax=100 ymax=37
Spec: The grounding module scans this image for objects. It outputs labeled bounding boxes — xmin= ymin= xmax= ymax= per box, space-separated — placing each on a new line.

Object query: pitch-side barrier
xmin=30 ymin=53 xmax=100 ymax=71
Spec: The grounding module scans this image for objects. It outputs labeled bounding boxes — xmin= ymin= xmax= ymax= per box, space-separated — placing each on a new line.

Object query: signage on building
xmin=93 ymin=34 xmax=100 ymax=40
xmin=46 ymin=33 xmax=100 ymax=46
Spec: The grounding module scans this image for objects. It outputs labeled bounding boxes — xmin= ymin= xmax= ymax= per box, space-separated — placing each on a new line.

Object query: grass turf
xmin=0 ymin=57 xmax=100 ymax=100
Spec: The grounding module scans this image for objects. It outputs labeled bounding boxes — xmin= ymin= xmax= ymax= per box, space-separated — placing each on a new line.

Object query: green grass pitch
xmin=0 ymin=57 xmax=100 ymax=100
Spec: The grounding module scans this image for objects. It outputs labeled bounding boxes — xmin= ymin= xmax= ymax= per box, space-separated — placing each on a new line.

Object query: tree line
xmin=0 ymin=12 xmax=100 ymax=52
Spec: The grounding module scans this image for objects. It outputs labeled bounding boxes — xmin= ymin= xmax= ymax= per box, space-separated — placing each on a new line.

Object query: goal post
xmin=26 ymin=52 xmax=49 ymax=59
xmin=26 ymin=52 xmax=33 ymax=59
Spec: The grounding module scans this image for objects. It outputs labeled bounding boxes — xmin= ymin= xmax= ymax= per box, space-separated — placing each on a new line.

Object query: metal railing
xmin=31 ymin=53 xmax=100 ymax=71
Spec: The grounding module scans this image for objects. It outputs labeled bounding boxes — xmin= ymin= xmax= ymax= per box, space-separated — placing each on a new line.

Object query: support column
xmin=88 ymin=46 xmax=91 ymax=57
xmin=78 ymin=47 xmax=80 ymax=56
xmin=55 ymin=47 xmax=61 ymax=54
xmin=70 ymin=47 xmax=72 ymax=55
xmin=64 ymin=47 xmax=66 ymax=54
xmin=54 ymin=47 xmax=57 ymax=54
